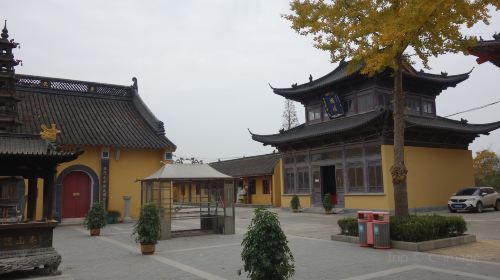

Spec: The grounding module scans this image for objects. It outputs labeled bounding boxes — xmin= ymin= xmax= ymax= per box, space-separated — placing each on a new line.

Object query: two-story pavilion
xmin=251 ymin=61 xmax=500 ymax=211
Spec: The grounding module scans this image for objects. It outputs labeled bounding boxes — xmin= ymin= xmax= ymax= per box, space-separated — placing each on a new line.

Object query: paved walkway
xmin=4 ymin=208 xmax=500 ymax=280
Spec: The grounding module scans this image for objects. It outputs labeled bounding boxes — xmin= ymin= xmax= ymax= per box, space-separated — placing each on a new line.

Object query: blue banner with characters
xmin=322 ymin=94 xmax=344 ymax=118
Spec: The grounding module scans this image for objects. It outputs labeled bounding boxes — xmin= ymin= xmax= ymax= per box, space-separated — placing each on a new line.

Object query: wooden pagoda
xmin=0 ymin=21 xmax=81 ymax=276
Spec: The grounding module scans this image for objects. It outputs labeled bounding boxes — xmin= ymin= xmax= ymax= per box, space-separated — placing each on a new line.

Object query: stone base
xmin=391 ymin=234 xmax=477 ymax=252
xmin=330 ymin=234 xmax=477 ymax=252
xmin=0 ymin=248 xmax=61 ymax=275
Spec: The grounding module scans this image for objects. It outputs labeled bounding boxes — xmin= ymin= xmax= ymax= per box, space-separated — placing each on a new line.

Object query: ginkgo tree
xmin=285 ymin=0 xmax=500 ymax=216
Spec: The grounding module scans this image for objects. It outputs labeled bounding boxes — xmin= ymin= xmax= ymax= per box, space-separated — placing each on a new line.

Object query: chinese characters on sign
xmin=322 ymin=94 xmax=344 ymax=119
xmin=1 ymin=234 xmax=43 ymax=250
xmin=100 ymin=158 xmax=109 ymax=210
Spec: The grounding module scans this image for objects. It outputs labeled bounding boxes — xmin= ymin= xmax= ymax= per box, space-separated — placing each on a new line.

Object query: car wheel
xmin=449 ymin=209 xmax=457 ymax=213
xmin=495 ymin=200 xmax=500 ymax=211
xmin=475 ymin=202 xmax=483 ymax=213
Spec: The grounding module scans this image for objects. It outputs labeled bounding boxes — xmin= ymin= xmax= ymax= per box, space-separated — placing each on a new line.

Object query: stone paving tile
xmin=24 ymin=207 xmax=500 ymax=280
xmin=370 ymin=268 xmax=480 ymax=280
xmin=54 ymin=227 xmax=202 ymax=280
xmin=430 ymin=239 xmax=500 ymax=263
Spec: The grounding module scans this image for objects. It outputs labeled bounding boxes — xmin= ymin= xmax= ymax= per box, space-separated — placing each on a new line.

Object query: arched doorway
xmin=62 ymin=171 xmax=92 ymax=218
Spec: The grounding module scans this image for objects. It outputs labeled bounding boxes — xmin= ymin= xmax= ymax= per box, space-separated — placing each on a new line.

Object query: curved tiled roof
xmin=251 ymin=109 xmax=500 ymax=146
xmin=0 ymin=134 xmax=81 ymax=159
xmin=14 ymin=74 xmax=176 ymax=150
xmin=468 ymin=35 xmax=500 ymax=67
xmin=251 ymin=109 xmax=385 ymax=145
xmin=271 ymin=61 xmax=470 ymax=98
xmin=406 ymin=115 xmax=500 ymax=134
xmin=209 ymin=153 xmax=279 ymax=177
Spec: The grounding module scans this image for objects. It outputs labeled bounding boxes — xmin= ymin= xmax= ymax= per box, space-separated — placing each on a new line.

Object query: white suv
xmin=448 ymin=187 xmax=500 ymax=213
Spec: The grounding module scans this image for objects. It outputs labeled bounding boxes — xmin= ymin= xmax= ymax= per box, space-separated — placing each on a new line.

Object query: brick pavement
xmin=3 ymin=207 xmax=500 ymax=280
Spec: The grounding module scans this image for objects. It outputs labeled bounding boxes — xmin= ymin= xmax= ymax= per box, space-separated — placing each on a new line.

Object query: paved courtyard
xmin=5 ymin=208 xmax=500 ymax=280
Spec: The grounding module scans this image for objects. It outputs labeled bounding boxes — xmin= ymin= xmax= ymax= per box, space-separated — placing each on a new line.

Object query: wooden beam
xmin=27 ymin=176 xmax=38 ymax=221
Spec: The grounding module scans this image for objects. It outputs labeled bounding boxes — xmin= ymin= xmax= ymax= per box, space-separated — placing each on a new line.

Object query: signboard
xmin=322 ymin=94 xmax=344 ymax=119
xmin=100 ymin=157 xmax=109 ymax=210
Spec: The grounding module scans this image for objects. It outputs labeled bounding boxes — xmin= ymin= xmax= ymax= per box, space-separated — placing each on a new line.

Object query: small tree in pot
xmin=241 ymin=208 xmax=295 ymax=280
xmin=83 ymin=203 xmax=107 ymax=236
xmin=323 ymin=194 xmax=333 ymax=214
xmin=133 ymin=203 xmax=161 ymax=255
xmin=290 ymin=195 xmax=300 ymax=213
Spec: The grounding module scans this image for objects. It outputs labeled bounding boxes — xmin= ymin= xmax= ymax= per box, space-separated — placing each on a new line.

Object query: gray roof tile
xmin=209 ymin=154 xmax=280 ymax=177
xmin=14 ymin=74 xmax=176 ymax=150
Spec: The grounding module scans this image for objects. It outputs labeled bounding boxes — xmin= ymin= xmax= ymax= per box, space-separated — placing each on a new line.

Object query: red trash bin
xmin=373 ymin=212 xmax=390 ymax=249
xmin=357 ymin=211 xmax=373 ymax=247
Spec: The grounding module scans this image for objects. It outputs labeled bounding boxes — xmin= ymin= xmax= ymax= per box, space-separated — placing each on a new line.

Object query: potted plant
xmin=323 ymin=194 xmax=333 ymax=214
xmin=83 ymin=203 xmax=107 ymax=236
xmin=133 ymin=203 xmax=161 ymax=255
xmin=290 ymin=195 xmax=300 ymax=213
xmin=240 ymin=208 xmax=295 ymax=280
xmin=107 ymin=210 xmax=121 ymax=224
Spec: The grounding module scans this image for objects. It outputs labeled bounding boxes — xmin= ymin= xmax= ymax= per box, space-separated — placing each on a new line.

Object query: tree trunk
xmin=392 ymin=56 xmax=409 ymax=217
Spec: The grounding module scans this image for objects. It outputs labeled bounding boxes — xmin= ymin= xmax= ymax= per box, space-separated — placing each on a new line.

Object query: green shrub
xmin=323 ymin=194 xmax=333 ymax=211
xmin=337 ymin=215 xmax=466 ymax=242
xmin=83 ymin=203 xmax=107 ymax=230
xmin=107 ymin=210 xmax=121 ymax=224
xmin=337 ymin=217 xmax=358 ymax=236
xmin=290 ymin=195 xmax=300 ymax=210
xmin=390 ymin=215 xmax=467 ymax=242
xmin=241 ymin=208 xmax=295 ymax=280
xmin=133 ymin=203 xmax=161 ymax=244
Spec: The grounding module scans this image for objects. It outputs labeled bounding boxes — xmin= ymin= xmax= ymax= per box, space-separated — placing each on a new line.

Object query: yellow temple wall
xmin=380 ymin=145 xmax=474 ymax=210
xmin=34 ymin=146 xmax=169 ymax=220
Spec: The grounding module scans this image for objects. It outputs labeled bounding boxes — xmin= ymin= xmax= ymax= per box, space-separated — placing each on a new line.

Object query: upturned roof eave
xmin=270 ymin=62 xmax=470 ymax=98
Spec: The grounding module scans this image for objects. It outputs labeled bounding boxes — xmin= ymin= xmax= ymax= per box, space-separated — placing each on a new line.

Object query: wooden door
xmin=312 ymin=166 xmax=322 ymax=206
xmin=62 ymin=171 xmax=91 ymax=218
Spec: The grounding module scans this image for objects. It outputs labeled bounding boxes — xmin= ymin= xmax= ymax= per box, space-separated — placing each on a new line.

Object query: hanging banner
xmin=322 ymin=94 xmax=344 ymax=118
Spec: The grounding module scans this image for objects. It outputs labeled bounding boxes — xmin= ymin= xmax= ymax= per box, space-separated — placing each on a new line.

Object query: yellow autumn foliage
xmin=284 ymin=0 xmax=499 ymax=73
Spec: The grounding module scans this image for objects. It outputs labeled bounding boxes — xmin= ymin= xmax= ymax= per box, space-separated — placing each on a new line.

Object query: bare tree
xmin=282 ymin=99 xmax=299 ymax=130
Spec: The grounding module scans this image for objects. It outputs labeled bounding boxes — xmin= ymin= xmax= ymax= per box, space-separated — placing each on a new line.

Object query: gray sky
xmin=3 ymin=1 xmax=500 ymax=162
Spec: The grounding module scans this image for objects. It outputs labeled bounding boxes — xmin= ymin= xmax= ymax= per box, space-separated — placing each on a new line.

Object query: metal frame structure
xmin=140 ymin=164 xmax=235 ymax=240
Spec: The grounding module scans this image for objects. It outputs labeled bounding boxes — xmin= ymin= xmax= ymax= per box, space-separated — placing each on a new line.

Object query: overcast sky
xmin=3 ymin=1 xmax=500 ymax=162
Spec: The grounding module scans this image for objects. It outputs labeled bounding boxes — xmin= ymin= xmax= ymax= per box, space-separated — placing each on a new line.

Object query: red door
xmin=62 ymin=171 xmax=91 ymax=218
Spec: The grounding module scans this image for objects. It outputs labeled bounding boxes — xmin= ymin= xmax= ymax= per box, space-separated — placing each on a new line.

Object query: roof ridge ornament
xmin=132 ymin=77 xmax=138 ymax=89
xmin=309 ymin=74 xmax=313 ymax=82
xmin=40 ymin=124 xmax=61 ymax=141
xmin=2 ymin=20 xmax=8 ymax=39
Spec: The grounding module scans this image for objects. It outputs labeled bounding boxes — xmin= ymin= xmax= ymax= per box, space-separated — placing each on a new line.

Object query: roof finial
xmin=1 ymin=20 xmax=8 ymax=39
xmin=309 ymin=74 xmax=313 ymax=82
xmin=132 ymin=77 xmax=138 ymax=89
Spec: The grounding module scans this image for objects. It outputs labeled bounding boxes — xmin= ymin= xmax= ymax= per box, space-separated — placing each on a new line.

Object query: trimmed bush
xmin=107 ymin=210 xmax=121 ymax=224
xmin=241 ymin=208 xmax=295 ymax=280
xmin=323 ymin=194 xmax=333 ymax=212
xmin=83 ymin=203 xmax=107 ymax=230
xmin=133 ymin=203 xmax=161 ymax=244
xmin=337 ymin=217 xmax=358 ymax=236
xmin=337 ymin=215 xmax=467 ymax=242
xmin=290 ymin=195 xmax=300 ymax=210
xmin=390 ymin=215 xmax=467 ymax=242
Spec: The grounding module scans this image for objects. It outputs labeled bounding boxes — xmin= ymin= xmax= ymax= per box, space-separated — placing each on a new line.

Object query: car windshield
xmin=455 ymin=188 xmax=479 ymax=196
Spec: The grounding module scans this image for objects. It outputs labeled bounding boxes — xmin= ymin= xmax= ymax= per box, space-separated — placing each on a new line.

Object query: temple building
xmin=469 ymin=33 xmax=500 ymax=68
xmin=251 ymin=61 xmax=500 ymax=211
xmin=210 ymin=153 xmax=282 ymax=207
xmin=3 ymin=25 xmax=176 ymax=221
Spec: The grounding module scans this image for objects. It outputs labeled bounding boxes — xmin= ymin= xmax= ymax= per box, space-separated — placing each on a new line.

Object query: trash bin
xmin=373 ymin=212 xmax=390 ymax=249
xmin=357 ymin=211 xmax=373 ymax=247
